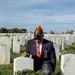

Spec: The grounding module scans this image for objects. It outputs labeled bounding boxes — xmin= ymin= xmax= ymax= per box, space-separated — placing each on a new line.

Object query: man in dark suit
xmin=22 ymin=26 xmax=56 ymax=75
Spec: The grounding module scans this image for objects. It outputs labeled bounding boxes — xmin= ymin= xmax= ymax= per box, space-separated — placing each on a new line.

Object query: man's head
xmin=34 ymin=26 xmax=44 ymax=43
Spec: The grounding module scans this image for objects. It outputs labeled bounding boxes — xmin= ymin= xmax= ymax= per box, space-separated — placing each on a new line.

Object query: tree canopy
xmin=0 ymin=28 xmax=27 ymax=33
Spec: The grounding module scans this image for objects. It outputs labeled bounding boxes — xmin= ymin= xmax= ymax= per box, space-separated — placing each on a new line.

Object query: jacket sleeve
xmin=25 ymin=41 xmax=30 ymax=55
xmin=50 ymin=42 xmax=56 ymax=72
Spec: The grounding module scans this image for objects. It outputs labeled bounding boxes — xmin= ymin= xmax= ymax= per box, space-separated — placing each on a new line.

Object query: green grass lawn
xmin=0 ymin=61 xmax=60 ymax=75
xmin=0 ymin=63 xmax=13 ymax=75
xmin=0 ymin=44 xmax=60 ymax=75
xmin=0 ymin=42 xmax=75 ymax=75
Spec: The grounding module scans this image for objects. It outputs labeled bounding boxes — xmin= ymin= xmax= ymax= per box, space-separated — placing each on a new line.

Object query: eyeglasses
xmin=34 ymin=38 xmax=41 ymax=40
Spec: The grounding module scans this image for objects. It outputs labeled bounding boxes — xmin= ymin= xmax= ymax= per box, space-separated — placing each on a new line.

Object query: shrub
xmin=61 ymin=50 xmax=68 ymax=54
xmin=15 ymin=69 xmax=36 ymax=75
xmin=68 ymin=45 xmax=75 ymax=50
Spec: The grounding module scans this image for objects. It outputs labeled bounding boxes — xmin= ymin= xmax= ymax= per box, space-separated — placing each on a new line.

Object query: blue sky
xmin=0 ymin=0 xmax=75 ymax=32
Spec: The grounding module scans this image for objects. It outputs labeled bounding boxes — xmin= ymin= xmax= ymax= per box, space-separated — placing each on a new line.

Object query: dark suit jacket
xmin=25 ymin=38 xmax=56 ymax=72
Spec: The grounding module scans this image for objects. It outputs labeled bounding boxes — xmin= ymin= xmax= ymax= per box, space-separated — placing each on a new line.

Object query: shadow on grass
xmin=56 ymin=72 xmax=60 ymax=75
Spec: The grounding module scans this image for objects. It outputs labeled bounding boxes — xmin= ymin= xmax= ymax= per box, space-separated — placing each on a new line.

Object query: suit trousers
xmin=42 ymin=63 xmax=52 ymax=75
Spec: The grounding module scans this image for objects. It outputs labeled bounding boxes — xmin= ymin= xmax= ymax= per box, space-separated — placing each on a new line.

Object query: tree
xmin=8 ymin=29 xmax=12 ymax=33
xmin=20 ymin=28 xmax=27 ymax=33
xmin=62 ymin=32 xmax=65 ymax=34
xmin=12 ymin=28 xmax=20 ymax=33
xmin=49 ymin=31 xmax=54 ymax=34
xmin=69 ymin=30 xmax=74 ymax=34
xmin=0 ymin=27 xmax=27 ymax=33
xmin=0 ymin=28 xmax=8 ymax=33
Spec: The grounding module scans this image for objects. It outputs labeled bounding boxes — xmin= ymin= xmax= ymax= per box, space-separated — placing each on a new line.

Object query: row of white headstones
xmin=0 ymin=33 xmax=75 ymax=75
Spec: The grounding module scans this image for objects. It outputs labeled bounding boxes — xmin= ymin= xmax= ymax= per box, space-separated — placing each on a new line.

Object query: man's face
xmin=34 ymin=35 xmax=43 ymax=43
xmin=35 ymin=38 xmax=42 ymax=43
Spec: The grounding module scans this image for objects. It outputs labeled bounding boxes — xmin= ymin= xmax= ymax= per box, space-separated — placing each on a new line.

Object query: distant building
xmin=73 ymin=32 xmax=75 ymax=34
xmin=66 ymin=32 xmax=69 ymax=34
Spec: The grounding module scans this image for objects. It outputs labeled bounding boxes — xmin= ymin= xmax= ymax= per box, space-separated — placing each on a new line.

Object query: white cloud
xmin=6 ymin=13 xmax=75 ymax=25
xmin=24 ymin=14 xmax=75 ymax=24
xmin=51 ymin=14 xmax=75 ymax=23
xmin=0 ymin=0 xmax=75 ymax=30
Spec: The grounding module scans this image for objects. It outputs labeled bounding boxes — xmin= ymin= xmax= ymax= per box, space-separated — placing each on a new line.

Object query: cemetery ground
xmin=0 ymin=43 xmax=75 ymax=75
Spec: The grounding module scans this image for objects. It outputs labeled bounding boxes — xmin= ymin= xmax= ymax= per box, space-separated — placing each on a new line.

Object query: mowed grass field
xmin=0 ymin=43 xmax=75 ymax=75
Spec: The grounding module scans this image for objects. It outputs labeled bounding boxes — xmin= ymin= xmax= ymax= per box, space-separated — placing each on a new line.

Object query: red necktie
xmin=36 ymin=44 xmax=40 ymax=59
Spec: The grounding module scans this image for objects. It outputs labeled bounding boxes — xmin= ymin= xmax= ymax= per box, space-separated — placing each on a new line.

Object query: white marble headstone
xmin=61 ymin=54 xmax=75 ymax=75
xmin=14 ymin=57 xmax=34 ymax=75
xmin=13 ymin=36 xmax=20 ymax=53
xmin=20 ymin=35 xmax=25 ymax=46
xmin=0 ymin=46 xmax=10 ymax=64
xmin=53 ymin=44 xmax=59 ymax=60
xmin=62 ymin=36 xmax=65 ymax=50
xmin=13 ymin=41 xmax=20 ymax=53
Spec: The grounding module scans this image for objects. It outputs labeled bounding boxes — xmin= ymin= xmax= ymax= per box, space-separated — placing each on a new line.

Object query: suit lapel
xmin=32 ymin=39 xmax=46 ymax=57
xmin=40 ymin=39 xmax=46 ymax=57
xmin=33 ymin=39 xmax=37 ymax=55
